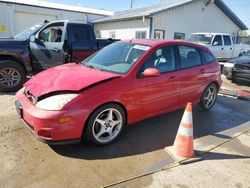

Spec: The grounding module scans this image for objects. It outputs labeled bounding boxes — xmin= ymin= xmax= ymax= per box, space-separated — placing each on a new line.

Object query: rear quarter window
xmin=202 ymin=50 xmax=216 ymax=64
xmin=178 ymin=46 xmax=202 ymax=68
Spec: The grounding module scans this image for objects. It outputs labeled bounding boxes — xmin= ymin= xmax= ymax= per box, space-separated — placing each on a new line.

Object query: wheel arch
xmin=81 ymin=101 xmax=128 ymax=138
xmin=0 ymin=54 xmax=27 ymax=73
xmin=208 ymin=81 xmax=219 ymax=90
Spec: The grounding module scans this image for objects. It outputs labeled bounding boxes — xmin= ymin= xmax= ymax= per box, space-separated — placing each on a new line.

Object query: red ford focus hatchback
xmin=16 ymin=39 xmax=221 ymax=145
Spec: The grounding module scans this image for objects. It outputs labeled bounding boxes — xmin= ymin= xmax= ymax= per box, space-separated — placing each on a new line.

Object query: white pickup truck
xmin=189 ymin=33 xmax=250 ymax=61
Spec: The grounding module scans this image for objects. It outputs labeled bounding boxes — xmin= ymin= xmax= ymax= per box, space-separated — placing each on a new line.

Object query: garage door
xmin=15 ymin=12 xmax=57 ymax=34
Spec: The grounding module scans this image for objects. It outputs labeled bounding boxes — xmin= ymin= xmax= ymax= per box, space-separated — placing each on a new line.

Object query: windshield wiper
xmin=86 ymin=65 xmax=103 ymax=71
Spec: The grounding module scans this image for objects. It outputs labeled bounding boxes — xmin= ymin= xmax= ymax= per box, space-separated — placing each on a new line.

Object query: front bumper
xmin=15 ymin=90 xmax=88 ymax=142
xmin=233 ymin=68 xmax=250 ymax=82
xmin=223 ymin=66 xmax=233 ymax=78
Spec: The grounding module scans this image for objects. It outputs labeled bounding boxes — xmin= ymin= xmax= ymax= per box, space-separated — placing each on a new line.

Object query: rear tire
xmin=85 ymin=103 xmax=126 ymax=146
xmin=0 ymin=60 xmax=26 ymax=92
xmin=199 ymin=83 xmax=218 ymax=111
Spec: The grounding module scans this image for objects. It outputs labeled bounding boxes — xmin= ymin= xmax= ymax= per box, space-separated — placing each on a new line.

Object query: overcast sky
xmin=50 ymin=0 xmax=250 ymax=32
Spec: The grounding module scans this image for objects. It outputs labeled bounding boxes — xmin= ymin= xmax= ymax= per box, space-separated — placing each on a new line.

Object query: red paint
xmin=142 ymin=68 xmax=161 ymax=77
xmin=71 ymin=50 xmax=98 ymax=63
xmin=24 ymin=63 xmax=120 ymax=98
xmin=16 ymin=40 xmax=222 ymax=142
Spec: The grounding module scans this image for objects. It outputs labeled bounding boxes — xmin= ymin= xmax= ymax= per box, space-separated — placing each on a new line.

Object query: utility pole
xmin=130 ymin=0 xmax=134 ymax=9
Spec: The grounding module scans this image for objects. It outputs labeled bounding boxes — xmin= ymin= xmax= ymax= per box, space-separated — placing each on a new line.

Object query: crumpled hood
xmin=24 ymin=63 xmax=121 ymax=98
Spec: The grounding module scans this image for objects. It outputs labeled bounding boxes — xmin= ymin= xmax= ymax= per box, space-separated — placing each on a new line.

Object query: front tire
xmin=0 ymin=61 xmax=26 ymax=92
xmin=85 ymin=103 xmax=126 ymax=146
xmin=199 ymin=83 xmax=218 ymax=111
xmin=225 ymin=75 xmax=232 ymax=80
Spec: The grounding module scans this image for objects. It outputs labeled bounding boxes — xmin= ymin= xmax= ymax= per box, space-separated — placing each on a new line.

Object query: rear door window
xmin=67 ymin=23 xmax=98 ymax=51
xmin=178 ymin=46 xmax=202 ymax=68
xmin=223 ymin=35 xmax=232 ymax=46
xmin=68 ymin=24 xmax=93 ymax=42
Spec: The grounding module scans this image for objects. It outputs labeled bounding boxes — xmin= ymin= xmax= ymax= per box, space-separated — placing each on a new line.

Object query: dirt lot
xmin=0 ymin=77 xmax=250 ymax=188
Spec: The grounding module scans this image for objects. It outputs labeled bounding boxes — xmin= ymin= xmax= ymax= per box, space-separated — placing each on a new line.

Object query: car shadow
xmin=50 ymin=96 xmax=250 ymax=160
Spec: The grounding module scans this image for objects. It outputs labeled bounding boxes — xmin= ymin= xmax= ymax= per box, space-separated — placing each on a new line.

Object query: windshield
xmin=188 ymin=34 xmax=213 ymax=45
xmin=14 ymin=23 xmax=44 ymax=40
xmin=82 ymin=42 xmax=150 ymax=74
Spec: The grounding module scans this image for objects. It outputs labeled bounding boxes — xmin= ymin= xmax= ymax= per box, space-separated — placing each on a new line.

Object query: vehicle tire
xmin=231 ymin=77 xmax=237 ymax=83
xmin=199 ymin=83 xmax=218 ymax=111
xmin=0 ymin=60 xmax=26 ymax=92
xmin=225 ymin=75 xmax=232 ymax=80
xmin=85 ymin=103 xmax=126 ymax=146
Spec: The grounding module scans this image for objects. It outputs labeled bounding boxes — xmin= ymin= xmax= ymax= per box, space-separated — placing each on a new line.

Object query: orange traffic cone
xmin=173 ymin=102 xmax=194 ymax=158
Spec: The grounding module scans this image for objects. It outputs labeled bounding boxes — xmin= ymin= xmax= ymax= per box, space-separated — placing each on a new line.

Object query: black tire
xmin=231 ymin=77 xmax=237 ymax=84
xmin=225 ymin=75 xmax=232 ymax=80
xmin=85 ymin=103 xmax=126 ymax=146
xmin=0 ymin=60 xmax=26 ymax=92
xmin=199 ymin=83 xmax=218 ymax=111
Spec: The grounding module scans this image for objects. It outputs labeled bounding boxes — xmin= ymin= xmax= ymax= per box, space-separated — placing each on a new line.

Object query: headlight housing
xmin=224 ymin=63 xmax=234 ymax=68
xmin=35 ymin=94 xmax=78 ymax=111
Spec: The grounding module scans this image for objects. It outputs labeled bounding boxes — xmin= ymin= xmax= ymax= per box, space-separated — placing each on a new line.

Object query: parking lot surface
xmin=0 ymin=81 xmax=250 ymax=187
xmin=221 ymin=75 xmax=250 ymax=91
xmin=110 ymin=129 xmax=250 ymax=188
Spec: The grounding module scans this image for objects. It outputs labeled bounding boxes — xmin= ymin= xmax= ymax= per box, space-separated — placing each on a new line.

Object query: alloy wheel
xmin=92 ymin=108 xmax=123 ymax=144
xmin=0 ymin=67 xmax=21 ymax=88
xmin=203 ymin=86 xmax=217 ymax=109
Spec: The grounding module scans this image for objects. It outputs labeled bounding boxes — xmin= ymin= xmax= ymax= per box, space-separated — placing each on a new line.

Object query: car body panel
xmin=0 ymin=38 xmax=33 ymax=72
xmin=16 ymin=39 xmax=222 ymax=142
xmin=223 ymin=54 xmax=250 ymax=81
xmin=233 ymin=62 xmax=250 ymax=81
xmin=16 ymin=90 xmax=89 ymax=140
xmin=24 ymin=63 xmax=121 ymax=98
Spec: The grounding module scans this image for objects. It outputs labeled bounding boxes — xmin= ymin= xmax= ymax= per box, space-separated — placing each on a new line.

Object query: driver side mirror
xmin=29 ymin=35 xmax=36 ymax=42
xmin=141 ymin=68 xmax=160 ymax=78
xmin=30 ymin=34 xmax=43 ymax=45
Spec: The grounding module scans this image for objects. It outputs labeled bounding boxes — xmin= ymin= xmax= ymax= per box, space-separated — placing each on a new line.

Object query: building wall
xmin=94 ymin=18 xmax=150 ymax=39
xmin=0 ymin=2 xmax=106 ymax=37
xmin=152 ymin=1 xmax=240 ymax=40
xmin=94 ymin=1 xmax=241 ymax=40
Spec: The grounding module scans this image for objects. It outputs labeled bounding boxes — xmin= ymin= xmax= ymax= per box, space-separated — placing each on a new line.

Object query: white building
xmin=93 ymin=0 xmax=248 ymax=41
xmin=0 ymin=0 xmax=114 ymax=37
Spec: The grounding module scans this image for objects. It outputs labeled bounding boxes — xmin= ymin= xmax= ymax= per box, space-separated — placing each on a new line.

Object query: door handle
xmin=53 ymin=48 xmax=60 ymax=53
xmin=169 ymin=76 xmax=176 ymax=80
xmin=200 ymin=69 xmax=205 ymax=73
